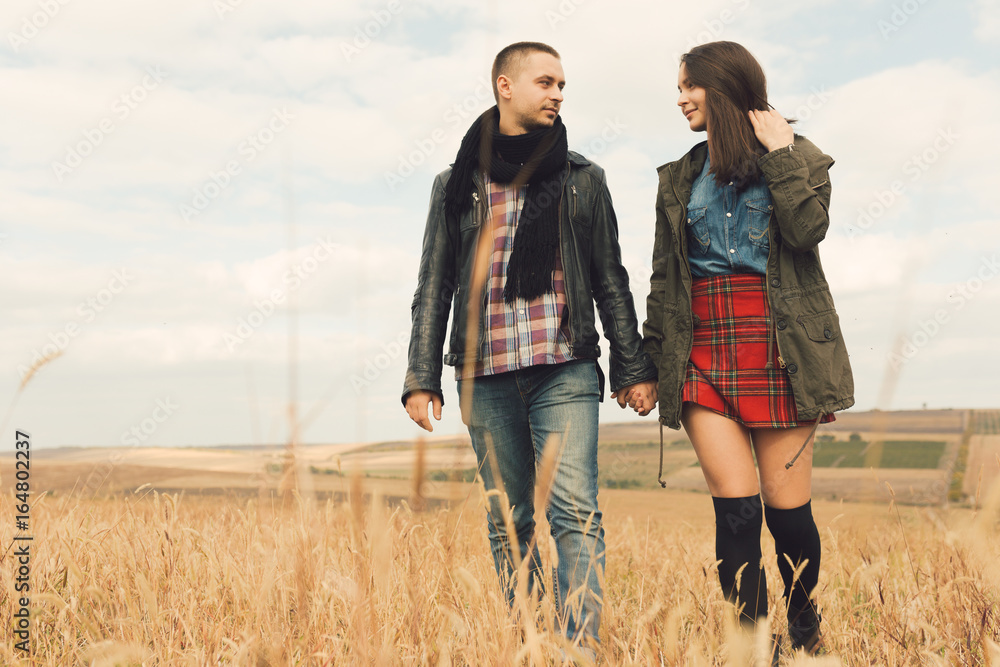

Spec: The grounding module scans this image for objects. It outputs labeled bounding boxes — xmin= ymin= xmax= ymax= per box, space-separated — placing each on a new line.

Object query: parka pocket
xmin=798 ymin=310 xmax=841 ymax=343
xmin=746 ymin=198 xmax=772 ymax=250
xmin=788 ymin=309 xmax=851 ymax=404
xmin=686 ymin=206 xmax=709 ymax=253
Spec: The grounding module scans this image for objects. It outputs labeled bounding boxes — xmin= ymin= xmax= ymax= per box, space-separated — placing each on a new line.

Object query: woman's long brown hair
xmin=682 ymin=41 xmax=790 ymax=190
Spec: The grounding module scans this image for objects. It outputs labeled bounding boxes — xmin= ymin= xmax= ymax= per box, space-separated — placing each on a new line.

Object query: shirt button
xmin=787 ymin=363 xmax=798 ymax=374
xmin=776 ymin=319 xmax=787 ymax=330
xmin=729 ymin=249 xmax=736 ymax=254
xmin=824 ymin=328 xmax=833 ymax=339
xmin=729 ymin=181 xmax=734 ymax=186
xmin=726 ymin=212 xmax=732 ymax=218
xmin=771 ymin=278 xmax=781 ymax=288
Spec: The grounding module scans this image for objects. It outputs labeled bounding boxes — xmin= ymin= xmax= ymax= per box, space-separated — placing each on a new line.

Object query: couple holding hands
xmin=403 ymin=40 xmax=853 ymax=661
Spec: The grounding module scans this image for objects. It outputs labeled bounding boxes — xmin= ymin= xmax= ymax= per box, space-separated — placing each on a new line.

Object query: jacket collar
xmin=657 ymin=140 xmax=706 ymax=181
xmin=655 ymin=141 xmax=707 ymax=239
xmin=567 ymin=150 xmax=590 ymax=167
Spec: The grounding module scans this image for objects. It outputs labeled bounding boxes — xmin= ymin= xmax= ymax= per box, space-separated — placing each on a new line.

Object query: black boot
xmin=787 ymin=600 xmax=824 ymax=654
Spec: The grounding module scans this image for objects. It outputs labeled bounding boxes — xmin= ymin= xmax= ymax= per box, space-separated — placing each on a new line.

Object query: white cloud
xmin=975 ymin=0 xmax=1000 ymax=41
xmin=2 ymin=0 xmax=997 ymax=446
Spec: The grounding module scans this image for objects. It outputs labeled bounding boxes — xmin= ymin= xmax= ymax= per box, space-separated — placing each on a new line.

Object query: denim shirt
xmin=686 ymin=154 xmax=773 ymax=278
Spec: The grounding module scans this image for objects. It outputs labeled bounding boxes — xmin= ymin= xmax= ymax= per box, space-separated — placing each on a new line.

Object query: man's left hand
xmin=611 ymin=380 xmax=658 ymax=417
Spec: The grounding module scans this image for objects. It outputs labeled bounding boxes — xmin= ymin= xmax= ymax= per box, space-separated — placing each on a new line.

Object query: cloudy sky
xmin=2 ymin=0 xmax=998 ymax=449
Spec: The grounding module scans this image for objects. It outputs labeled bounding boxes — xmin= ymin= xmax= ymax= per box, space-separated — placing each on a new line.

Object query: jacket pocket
xmin=570 ymin=184 xmax=592 ymax=227
xmin=798 ymin=310 xmax=841 ymax=343
xmin=460 ymin=193 xmax=482 ymax=231
xmin=746 ymin=198 xmax=772 ymax=250
xmin=788 ymin=309 xmax=850 ymax=407
xmin=686 ymin=206 xmax=709 ymax=253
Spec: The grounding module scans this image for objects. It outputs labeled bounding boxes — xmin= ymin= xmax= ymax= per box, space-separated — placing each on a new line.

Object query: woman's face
xmin=677 ymin=63 xmax=707 ymax=133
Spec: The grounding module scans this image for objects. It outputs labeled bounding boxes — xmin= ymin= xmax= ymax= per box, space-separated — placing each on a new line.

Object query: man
xmin=402 ymin=41 xmax=656 ymax=649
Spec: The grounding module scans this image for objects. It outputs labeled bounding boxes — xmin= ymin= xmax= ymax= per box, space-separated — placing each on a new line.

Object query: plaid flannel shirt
xmin=457 ymin=173 xmax=574 ymax=379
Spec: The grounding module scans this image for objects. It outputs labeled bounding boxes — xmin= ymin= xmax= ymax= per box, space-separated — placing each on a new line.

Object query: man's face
xmin=499 ymin=52 xmax=565 ymax=134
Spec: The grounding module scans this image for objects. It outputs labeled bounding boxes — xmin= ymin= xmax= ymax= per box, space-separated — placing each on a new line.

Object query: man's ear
xmin=496 ymin=74 xmax=513 ymax=101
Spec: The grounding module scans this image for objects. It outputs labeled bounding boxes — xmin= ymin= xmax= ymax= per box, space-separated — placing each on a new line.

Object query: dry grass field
xmin=2 ymin=452 xmax=1000 ymax=665
xmin=3 ymin=409 xmax=1000 ymax=664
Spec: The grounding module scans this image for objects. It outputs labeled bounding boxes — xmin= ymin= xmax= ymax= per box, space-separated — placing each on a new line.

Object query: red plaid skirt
xmin=682 ymin=273 xmax=835 ymax=428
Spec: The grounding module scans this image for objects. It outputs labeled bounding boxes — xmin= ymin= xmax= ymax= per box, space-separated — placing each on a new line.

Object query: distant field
xmin=597 ymin=440 xmax=696 ymax=490
xmin=812 ymin=438 xmax=947 ymax=469
xmin=1 ymin=409 xmax=995 ymax=509
xmin=973 ymin=410 xmax=1000 ymax=435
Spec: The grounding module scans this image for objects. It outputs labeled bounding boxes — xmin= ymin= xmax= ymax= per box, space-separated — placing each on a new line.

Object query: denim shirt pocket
xmin=746 ymin=198 xmax=773 ymax=250
xmin=686 ymin=206 xmax=710 ymax=253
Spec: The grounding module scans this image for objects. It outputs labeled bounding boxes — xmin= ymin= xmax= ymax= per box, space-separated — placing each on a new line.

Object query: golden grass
xmin=2 ymin=481 xmax=999 ymax=666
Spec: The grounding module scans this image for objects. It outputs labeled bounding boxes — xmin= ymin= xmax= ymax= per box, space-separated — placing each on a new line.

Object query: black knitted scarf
xmin=444 ymin=106 xmax=568 ymax=303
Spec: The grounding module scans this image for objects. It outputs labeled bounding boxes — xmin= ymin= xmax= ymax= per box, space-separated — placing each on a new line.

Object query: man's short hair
xmin=491 ymin=42 xmax=561 ymax=103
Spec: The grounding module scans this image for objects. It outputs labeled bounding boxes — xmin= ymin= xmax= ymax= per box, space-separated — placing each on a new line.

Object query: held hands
xmin=748 ymin=108 xmax=794 ymax=153
xmin=611 ymin=380 xmax=658 ymax=417
xmin=404 ymin=390 xmax=442 ymax=432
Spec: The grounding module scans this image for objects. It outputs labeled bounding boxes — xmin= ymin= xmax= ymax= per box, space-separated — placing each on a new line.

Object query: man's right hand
xmin=404 ymin=390 xmax=443 ymax=432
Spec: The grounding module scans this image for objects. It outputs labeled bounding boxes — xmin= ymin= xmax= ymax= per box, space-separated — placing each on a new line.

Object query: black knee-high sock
xmin=712 ymin=495 xmax=768 ymax=625
xmin=764 ymin=501 xmax=821 ymax=613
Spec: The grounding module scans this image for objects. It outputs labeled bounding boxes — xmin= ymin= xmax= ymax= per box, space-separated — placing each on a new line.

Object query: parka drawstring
xmin=786 ymin=413 xmax=824 ymax=469
xmin=657 ymin=417 xmax=667 ymax=488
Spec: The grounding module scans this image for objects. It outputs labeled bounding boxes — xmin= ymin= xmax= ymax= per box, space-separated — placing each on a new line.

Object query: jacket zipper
xmin=670 ymin=174 xmax=693 ymax=413
xmin=762 ymin=204 xmax=786 ymax=369
xmin=471 ymin=185 xmax=489 ymax=352
xmin=559 ymin=164 xmax=574 ymax=353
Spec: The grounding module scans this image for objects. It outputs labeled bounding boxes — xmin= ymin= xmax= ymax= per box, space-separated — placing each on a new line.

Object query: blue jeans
xmin=458 ymin=359 xmax=604 ymax=643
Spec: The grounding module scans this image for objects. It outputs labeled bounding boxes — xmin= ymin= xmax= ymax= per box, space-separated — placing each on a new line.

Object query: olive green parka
xmin=642 ymin=136 xmax=855 ymax=429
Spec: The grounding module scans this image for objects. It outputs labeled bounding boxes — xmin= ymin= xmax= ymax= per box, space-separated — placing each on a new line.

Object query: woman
xmin=639 ymin=41 xmax=854 ymax=655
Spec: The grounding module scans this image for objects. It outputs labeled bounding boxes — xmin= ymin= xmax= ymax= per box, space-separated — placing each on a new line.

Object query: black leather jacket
xmin=402 ymin=150 xmax=656 ymax=405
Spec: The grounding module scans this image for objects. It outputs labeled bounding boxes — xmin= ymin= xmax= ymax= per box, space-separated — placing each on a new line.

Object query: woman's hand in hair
xmin=748 ymin=108 xmax=794 ymax=153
